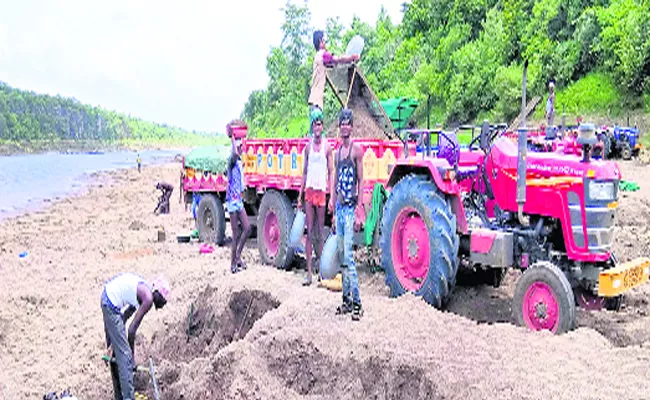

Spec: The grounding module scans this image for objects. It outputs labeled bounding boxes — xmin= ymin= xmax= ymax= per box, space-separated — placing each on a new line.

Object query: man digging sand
xmin=101 ymin=273 xmax=170 ymax=400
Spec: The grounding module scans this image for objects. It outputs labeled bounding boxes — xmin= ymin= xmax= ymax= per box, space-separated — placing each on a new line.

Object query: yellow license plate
xmin=598 ymin=257 xmax=650 ymax=297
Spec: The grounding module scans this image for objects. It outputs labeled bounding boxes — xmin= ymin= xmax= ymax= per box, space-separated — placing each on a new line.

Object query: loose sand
xmin=1 ymin=160 xmax=649 ymax=400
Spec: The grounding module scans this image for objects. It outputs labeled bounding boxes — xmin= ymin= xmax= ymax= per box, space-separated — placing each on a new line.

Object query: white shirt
xmin=306 ymin=140 xmax=328 ymax=191
xmin=104 ymin=273 xmax=148 ymax=310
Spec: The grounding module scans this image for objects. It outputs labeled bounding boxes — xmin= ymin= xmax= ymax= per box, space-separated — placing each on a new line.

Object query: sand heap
xmin=1 ymin=162 xmax=650 ymax=400
xmin=324 ymin=65 xmax=394 ymax=140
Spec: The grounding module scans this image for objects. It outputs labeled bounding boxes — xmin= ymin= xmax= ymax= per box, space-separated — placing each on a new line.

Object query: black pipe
xmin=512 ymin=218 xmax=544 ymax=237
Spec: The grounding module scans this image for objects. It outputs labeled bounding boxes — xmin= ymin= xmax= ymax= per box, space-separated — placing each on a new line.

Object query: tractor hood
xmin=492 ymin=137 xmax=622 ymax=181
xmin=526 ymin=152 xmax=621 ymax=181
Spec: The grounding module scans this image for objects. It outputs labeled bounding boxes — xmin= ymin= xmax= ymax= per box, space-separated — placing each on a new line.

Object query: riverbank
xmin=0 ymin=136 xmax=227 ymax=156
xmin=0 ymin=162 xmax=649 ymax=399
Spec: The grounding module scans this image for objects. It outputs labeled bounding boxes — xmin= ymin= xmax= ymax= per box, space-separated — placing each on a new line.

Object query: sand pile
xmin=135 ymin=283 xmax=650 ymax=400
xmin=0 ymin=161 xmax=649 ymax=399
xmin=324 ymin=66 xmax=392 ymax=140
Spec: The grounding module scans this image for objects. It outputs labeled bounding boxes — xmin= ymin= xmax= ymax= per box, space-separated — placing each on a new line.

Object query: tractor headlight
xmin=589 ymin=181 xmax=615 ymax=201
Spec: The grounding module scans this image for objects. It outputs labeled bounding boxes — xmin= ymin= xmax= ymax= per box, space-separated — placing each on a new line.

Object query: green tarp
xmin=364 ymin=183 xmax=389 ymax=247
xmin=379 ymin=98 xmax=419 ymax=131
xmin=620 ymin=180 xmax=640 ymax=192
xmin=184 ymin=145 xmax=231 ymax=174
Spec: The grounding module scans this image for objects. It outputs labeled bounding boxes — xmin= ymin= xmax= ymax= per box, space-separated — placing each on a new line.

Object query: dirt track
xmin=0 ymin=160 xmax=649 ymax=399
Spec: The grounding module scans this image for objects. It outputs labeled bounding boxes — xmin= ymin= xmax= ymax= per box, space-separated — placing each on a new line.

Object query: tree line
xmin=241 ymin=0 xmax=650 ymax=137
xmin=0 ymin=81 xmax=203 ymax=142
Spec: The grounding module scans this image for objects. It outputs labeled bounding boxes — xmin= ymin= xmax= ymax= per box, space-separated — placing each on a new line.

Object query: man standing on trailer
xmin=546 ymin=81 xmax=556 ymax=127
xmin=308 ymin=30 xmax=359 ymax=114
xmin=298 ymin=108 xmax=334 ymax=286
xmin=330 ymin=108 xmax=364 ymax=320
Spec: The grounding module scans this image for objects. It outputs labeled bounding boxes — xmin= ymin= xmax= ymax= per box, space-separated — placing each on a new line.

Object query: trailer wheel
xmin=513 ymin=261 xmax=576 ymax=334
xmin=258 ymin=190 xmax=294 ymax=269
xmin=380 ymin=174 xmax=459 ymax=308
xmin=196 ymin=194 xmax=226 ymax=245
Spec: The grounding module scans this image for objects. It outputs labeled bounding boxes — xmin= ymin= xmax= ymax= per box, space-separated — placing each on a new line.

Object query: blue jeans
xmin=336 ymin=202 xmax=360 ymax=305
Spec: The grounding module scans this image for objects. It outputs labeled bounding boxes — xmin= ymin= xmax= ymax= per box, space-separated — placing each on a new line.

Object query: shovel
xmin=102 ymin=356 xmax=161 ymax=400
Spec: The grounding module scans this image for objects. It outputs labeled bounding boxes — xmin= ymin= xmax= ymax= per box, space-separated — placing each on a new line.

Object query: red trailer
xmin=181 ymin=129 xmax=409 ymax=269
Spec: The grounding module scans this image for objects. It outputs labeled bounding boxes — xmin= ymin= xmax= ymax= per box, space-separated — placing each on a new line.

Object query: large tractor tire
xmin=513 ymin=261 xmax=576 ymax=334
xmin=621 ymin=141 xmax=632 ymax=160
xmin=380 ymin=174 xmax=460 ymax=308
xmin=197 ymin=194 xmax=226 ymax=245
xmin=258 ymin=190 xmax=295 ymax=270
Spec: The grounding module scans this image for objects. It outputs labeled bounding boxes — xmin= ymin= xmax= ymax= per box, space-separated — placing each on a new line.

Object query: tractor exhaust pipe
xmin=517 ymin=60 xmax=530 ymax=227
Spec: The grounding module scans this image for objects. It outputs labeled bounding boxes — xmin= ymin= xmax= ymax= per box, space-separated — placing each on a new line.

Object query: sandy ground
xmin=1 ymin=160 xmax=650 ymax=399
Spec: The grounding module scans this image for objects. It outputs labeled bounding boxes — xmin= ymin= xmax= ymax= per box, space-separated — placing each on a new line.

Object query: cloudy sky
xmin=0 ymin=0 xmax=405 ymax=133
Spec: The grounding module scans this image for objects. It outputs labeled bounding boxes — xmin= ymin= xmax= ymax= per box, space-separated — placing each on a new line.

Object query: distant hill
xmin=0 ymin=81 xmax=215 ymax=149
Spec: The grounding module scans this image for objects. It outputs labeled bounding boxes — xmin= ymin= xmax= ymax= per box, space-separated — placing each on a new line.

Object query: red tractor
xmin=380 ymin=121 xmax=649 ymax=333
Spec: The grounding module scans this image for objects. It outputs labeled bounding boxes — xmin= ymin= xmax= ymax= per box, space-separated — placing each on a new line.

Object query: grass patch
xmin=532 ymin=72 xmax=623 ymax=119
xmin=457 ymin=131 xmax=473 ymax=145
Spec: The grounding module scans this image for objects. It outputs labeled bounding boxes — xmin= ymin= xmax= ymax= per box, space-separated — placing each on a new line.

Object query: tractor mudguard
xmin=386 ymin=160 xmax=468 ymax=234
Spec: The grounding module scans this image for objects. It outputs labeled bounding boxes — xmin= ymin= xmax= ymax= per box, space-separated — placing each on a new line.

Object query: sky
xmin=0 ymin=0 xmax=405 ymax=133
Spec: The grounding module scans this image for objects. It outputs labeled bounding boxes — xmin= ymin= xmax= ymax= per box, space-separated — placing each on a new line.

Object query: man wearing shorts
xmin=298 ymin=108 xmax=333 ymax=286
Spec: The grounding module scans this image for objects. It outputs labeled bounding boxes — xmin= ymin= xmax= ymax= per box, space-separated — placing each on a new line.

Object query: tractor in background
xmin=602 ymin=125 xmax=642 ymax=160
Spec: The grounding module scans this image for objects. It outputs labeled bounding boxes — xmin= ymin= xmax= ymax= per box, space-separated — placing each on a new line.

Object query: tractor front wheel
xmin=380 ymin=174 xmax=459 ymax=308
xmin=513 ymin=262 xmax=576 ymax=334
xmin=258 ymin=190 xmax=295 ymax=269
xmin=621 ymin=142 xmax=632 ymax=160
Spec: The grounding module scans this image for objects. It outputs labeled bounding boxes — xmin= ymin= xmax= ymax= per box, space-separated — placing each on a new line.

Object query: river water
xmin=0 ymin=149 xmax=185 ymax=220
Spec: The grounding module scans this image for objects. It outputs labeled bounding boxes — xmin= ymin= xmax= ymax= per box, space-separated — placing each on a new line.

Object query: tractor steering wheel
xmin=468 ymin=124 xmax=507 ymax=151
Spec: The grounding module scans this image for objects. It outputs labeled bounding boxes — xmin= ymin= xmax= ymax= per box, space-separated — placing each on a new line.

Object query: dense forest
xmin=241 ymin=0 xmax=650 ymax=137
xmin=0 ymin=81 xmax=205 ymax=144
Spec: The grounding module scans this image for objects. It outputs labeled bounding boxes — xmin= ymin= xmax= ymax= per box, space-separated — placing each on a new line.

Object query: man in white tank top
xmin=298 ymin=108 xmax=333 ymax=286
xmin=101 ymin=273 xmax=170 ymax=400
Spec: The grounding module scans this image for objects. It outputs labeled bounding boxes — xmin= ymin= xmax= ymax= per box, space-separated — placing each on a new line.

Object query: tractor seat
xmin=457 ymin=165 xmax=480 ymax=181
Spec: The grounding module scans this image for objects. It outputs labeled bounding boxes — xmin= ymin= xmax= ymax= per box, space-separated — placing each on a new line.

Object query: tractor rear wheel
xmin=197 ymin=194 xmax=226 ymax=245
xmin=621 ymin=142 xmax=632 ymax=160
xmin=513 ymin=262 xmax=576 ymax=334
xmin=380 ymin=174 xmax=459 ymax=308
xmin=258 ymin=190 xmax=295 ymax=270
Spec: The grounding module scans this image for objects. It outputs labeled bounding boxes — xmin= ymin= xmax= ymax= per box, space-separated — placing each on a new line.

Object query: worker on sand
xmin=154 ymin=182 xmax=173 ymax=214
xmin=298 ymin=108 xmax=334 ymax=286
xmin=226 ymin=120 xmax=251 ymax=274
xmin=136 ymin=154 xmax=141 ymax=173
xmin=101 ymin=273 xmax=170 ymax=400
xmin=331 ymin=108 xmax=364 ymax=320
xmin=308 ymin=30 xmax=359 ymax=114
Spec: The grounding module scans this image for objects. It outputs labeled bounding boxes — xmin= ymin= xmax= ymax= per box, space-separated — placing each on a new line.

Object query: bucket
xmin=157 ymin=227 xmax=166 ymax=242
xmin=290 ymin=210 xmax=305 ymax=249
xmin=320 ymin=234 xmax=341 ymax=280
